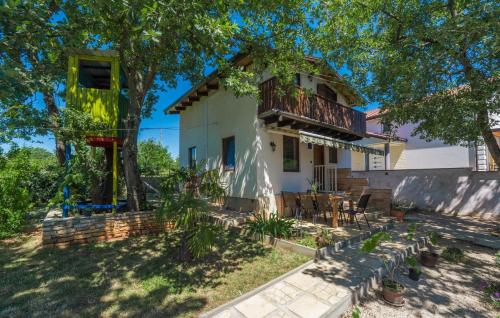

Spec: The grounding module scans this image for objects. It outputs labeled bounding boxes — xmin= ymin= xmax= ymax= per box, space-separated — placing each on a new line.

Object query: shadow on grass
xmin=0 ymin=229 xmax=272 ymax=317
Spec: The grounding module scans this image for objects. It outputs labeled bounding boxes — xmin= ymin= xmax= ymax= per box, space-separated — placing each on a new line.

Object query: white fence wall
xmin=351 ymin=168 xmax=500 ymax=220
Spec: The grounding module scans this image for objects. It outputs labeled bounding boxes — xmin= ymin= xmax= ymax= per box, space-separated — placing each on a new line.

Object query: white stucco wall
xmin=180 ymin=88 xmax=259 ymax=200
xmin=178 ymin=71 xmax=354 ymax=211
xmin=362 ymin=118 xmax=474 ymax=170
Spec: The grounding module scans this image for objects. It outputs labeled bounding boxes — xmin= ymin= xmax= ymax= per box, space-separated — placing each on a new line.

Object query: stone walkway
xmin=202 ymin=222 xmax=425 ymax=318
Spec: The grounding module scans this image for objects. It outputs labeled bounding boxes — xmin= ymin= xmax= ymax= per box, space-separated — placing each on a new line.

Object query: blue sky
xmin=6 ymin=67 xmax=377 ymax=159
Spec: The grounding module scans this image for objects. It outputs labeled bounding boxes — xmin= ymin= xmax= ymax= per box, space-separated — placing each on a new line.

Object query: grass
xmin=0 ymin=229 xmax=309 ymax=318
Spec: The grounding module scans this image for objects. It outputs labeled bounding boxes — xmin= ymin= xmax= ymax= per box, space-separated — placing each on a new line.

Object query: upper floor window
xmin=188 ymin=146 xmax=197 ymax=169
xmin=78 ymin=59 xmax=111 ymax=90
xmin=317 ymin=84 xmax=337 ymax=102
xmin=222 ymin=136 xmax=235 ymax=171
xmin=283 ymin=135 xmax=300 ymax=172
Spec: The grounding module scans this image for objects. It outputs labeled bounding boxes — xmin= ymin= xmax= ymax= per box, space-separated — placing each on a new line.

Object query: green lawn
xmin=0 ymin=230 xmax=309 ymax=318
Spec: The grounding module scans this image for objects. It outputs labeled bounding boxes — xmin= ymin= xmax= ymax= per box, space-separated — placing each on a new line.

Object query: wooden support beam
xmin=264 ymin=116 xmax=279 ymax=125
xmin=175 ymin=106 xmax=186 ymax=111
xmin=189 ymin=94 xmax=200 ymax=102
xmin=181 ymin=100 xmax=192 ymax=107
xmin=277 ymin=119 xmax=294 ymax=127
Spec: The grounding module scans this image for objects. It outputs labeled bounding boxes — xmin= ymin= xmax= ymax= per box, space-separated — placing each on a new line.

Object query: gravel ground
xmin=343 ymin=236 xmax=500 ymax=318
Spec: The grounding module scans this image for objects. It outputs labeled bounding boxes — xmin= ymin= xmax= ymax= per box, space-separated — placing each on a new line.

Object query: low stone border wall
xmin=42 ymin=211 xmax=172 ymax=247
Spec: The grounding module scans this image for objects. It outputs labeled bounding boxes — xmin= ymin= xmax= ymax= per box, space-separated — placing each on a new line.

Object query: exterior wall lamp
xmin=270 ymin=141 xmax=277 ymax=152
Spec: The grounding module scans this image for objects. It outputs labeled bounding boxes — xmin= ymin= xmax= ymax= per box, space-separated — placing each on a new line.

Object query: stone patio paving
xmin=202 ymin=211 xmax=500 ymax=318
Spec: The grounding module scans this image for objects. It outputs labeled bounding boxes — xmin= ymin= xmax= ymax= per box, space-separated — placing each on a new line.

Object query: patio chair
xmin=299 ymin=194 xmax=318 ymax=224
xmin=314 ymin=193 xmax=332 ymax=224
xmin=282 ymin=192 xmax=301 ymax=221
xmin=345 ymin=193 xmax=372 ymax=230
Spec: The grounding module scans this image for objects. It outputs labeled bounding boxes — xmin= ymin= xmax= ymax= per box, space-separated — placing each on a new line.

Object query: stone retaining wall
xmin=42 ymin=211 xmax=172 ymax=247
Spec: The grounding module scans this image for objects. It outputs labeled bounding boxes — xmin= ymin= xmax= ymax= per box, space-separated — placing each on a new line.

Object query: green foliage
xmin=316 ymin=0 xmax=500 ymax=165
xmin=296 ymin=235 xmax=317 ymax=249
xmin=442 ymin=247 xmax=465 ymax=263
xmin=352 ymin=306 xmax=361 ymax=318
xmin=314 ymin=228 xmax=335 ymax=248
xmin=406 ymin=223 xmax=422 ymax=241
xmin=405 ymin=256 xmax=421 ymax=274
xmin=427 ymin=231 xmax=440 ymax=246
xmin=156 ymin=165 xmax=226 ymax=259
xmin=138 ymin=139 xmax=177 ymax=176
xmin=247 ymin=212 xmax=295 ymax=240
xmin=360 ymin=231 xmax=391 ymax=253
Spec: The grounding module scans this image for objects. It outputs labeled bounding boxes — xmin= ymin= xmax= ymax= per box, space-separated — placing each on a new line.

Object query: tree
xmin=138 ymin=139 xmax=177 ymax=176
xmin=74 ymin=0 xmax=319 ymax=210
xmin=0 ymin=1 xmax=91 ymax=164
xmin=316 ymin=0 xmax=500 ymax=167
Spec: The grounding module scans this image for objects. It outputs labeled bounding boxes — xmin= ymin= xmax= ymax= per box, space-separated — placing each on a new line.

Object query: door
xmin=313 ymin=145 xmax=325 ymax=190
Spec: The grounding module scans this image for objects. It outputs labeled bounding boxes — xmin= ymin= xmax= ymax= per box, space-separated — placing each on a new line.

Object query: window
xmin=78 ymin=59 xmax=111 ymax=89
xmin=283 ymin=136 xmax=300 ymax=172
xmin=317 ymin=84 xmax=337 ymax=102
xmin=188 ymin=146 xmax=197 ymax=169
xmin=222 ymin=136 xmax=236 ymax=171
xmin=328 ymin=147 xmax=338 ymax=164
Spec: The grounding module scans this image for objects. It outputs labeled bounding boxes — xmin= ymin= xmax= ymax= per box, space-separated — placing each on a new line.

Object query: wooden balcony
xmin=258 ymin=77 xmax=366 ymax=141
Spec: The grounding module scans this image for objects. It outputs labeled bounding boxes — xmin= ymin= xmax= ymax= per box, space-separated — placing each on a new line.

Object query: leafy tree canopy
xmin=138 ymin=139 xmax=177 ymax=176
xmin=316 ymin=0 xmax=499 ymax=165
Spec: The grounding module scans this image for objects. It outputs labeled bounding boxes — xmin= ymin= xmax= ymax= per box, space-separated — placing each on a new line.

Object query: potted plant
xmin=361 ymin=231 xmax=406 ymax=306
xmin=390 ymin=201 xmax=415 ymax=222
xmin=406 ymin=256 xmax=422 ymax=281
xmin=420 ymin=231 xmax=440 ymax=267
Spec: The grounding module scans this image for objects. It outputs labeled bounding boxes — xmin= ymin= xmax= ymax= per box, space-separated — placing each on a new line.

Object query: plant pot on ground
xmin=420 ymin=250 xmax=439 ymax=267
xmin=420 ymin=231 xmax=440 ymax=267
xmin=382 ymin=279 xmax=405 ymax=305
xmin=390 ymin=209 xmax=406 ymax=222
xmin=406 ymin=256 xmax=422 ymax=281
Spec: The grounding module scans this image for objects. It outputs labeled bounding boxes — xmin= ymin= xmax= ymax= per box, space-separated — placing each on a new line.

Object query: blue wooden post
xmin=63 ymin=144 xmax=71 ymax=218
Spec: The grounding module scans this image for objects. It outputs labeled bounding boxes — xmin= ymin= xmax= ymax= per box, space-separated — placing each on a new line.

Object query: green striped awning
xmin=299 ymin=131 xmax=385 ymax=156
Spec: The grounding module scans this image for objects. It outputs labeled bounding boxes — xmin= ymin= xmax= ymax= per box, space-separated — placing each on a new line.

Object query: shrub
xmin=442 ymin=246 xmax=465 ymax=263
xmin=0 ymin=168 xmax=32 ymax=238
xmin=247 ymin=212 xmax=295 ymax=240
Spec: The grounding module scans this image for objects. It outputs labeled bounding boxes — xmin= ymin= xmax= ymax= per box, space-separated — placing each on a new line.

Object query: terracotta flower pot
xmin=390 ymin=209 xmax=406 ymax=222
xmin=420 ymin=251 xmax=439 ymax=267
xmin=382 ymin=280 xmax=405 ymax=305
xmin=408 ymin=268 xmax=421 ymax=281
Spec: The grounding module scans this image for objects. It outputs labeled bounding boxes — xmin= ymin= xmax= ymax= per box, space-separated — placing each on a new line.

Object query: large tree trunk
xmin=43 ymin=92 xmax=66 ymax=165
xmin=477 ymin=109 xmax=500 ymax=168
xmin=123 ymin=86 xmax=143 ymax=211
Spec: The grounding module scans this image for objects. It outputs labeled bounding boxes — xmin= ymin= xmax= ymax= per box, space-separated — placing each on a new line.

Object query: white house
xmin=358 ymin=108 xmax=500 ymax=172
xmin=165 ymin=56 xmax=383 ymax=212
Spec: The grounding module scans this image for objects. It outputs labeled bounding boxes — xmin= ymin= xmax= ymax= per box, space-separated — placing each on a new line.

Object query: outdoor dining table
xmin=330 ymin=195 xmax=344 ymax=228
xmin=329 ymin=193 xmax=354 ymax=228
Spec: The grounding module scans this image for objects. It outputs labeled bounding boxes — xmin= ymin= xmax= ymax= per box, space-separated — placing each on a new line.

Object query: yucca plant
xmin=247 ymin=212 xmax=295 ymax=240
xmin=156 ymin=165 xmax=226 ymax=260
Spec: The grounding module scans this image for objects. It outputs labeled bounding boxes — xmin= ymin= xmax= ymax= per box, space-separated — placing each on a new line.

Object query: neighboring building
xmin=359 ymin=108 xmax=499 ymax=171
xmin=165 ymin=56 xmax=383 ymax=212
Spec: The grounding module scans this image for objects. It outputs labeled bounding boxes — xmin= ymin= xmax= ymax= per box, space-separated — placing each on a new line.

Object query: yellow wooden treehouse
xmin=63 ymin=49 xmax=128 ymax=217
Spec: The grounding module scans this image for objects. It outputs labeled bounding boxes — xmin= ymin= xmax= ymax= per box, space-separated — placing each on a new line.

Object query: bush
xmin=247 ymin=212 xmax=295 ymax=240
xmin=442 ymin=246 xmax=465 ymax=263
xmin=0 ymin=167 xmax=32 ymax=238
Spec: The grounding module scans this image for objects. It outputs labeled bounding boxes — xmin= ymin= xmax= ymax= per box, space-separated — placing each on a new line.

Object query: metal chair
xmin=314 ymin=193 xmax=330 ymax=224
xmin=346 ymin=193 xmax=371 ymax=230
xmin=299 ymin=194 xmax=317 ymax=224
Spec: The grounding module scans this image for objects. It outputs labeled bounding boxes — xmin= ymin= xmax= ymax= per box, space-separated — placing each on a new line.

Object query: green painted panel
xmin=66 ymin=52 xmax=124 ymax=138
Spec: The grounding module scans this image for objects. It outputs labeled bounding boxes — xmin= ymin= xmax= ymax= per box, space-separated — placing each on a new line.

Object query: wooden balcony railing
xmin=258 ymin=77 xmax=366 ymax=137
